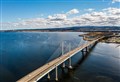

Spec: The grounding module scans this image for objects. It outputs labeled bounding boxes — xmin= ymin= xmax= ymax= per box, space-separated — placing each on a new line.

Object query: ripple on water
xmin=92 ymin=76 xmax=114 ymax=82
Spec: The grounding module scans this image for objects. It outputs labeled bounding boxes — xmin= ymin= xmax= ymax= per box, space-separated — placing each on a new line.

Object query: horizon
xmin=0 ymin=26 xmax=120 ymax=32
xmin=0 ymin=0 xmax=120 ymax=30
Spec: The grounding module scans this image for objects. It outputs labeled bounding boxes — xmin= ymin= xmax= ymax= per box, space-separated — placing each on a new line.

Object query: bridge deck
xmin=17 ymin=37 xmax=104 ymax=82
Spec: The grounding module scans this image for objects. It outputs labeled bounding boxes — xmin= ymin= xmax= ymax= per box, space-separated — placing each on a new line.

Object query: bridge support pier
xmin=47 ymin=73 xmax=50 ymax=80
xmin=62 ymin=41 xmax=65 ymax=68
xmin=62 ymin=63 xmax=66 ymax=68
xmin=55 ymin=66 xmax=58 ymax=81
xmin=68 ymin=57 xmax=72 ymax=69
xmin=68 ymin=43 xmax=72 ymax=69
xmin=90 ymin=44 xmax=92 ymax=48
xmin=85 ymin=47 xmax=89 ymax=52
xmin=81 ymin=47 xmax=89 ymax=57
xmin=81 ymin=49 xmax=86 ymax=56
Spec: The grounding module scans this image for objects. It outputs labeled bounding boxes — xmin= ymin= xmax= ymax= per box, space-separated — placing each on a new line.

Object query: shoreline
xmin=79 ymin=32 xmax=120 ymax=44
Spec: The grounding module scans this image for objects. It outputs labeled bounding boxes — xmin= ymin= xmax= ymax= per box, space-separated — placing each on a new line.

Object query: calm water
xmin=0 ymin=32 xmax=120 ymax=82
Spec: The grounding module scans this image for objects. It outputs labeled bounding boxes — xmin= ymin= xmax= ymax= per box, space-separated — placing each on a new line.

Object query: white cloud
xmin=66 ymin=9 xmax=79 ymax=15
xmin=1 ymin=7 xmax=120 ymax=30
xmin=84 ymin=8 xmax=94 ymax=12
xmin=48 ymin=14 xmax=67 ymax=20
xmin=103 ymin=7 xmax=120 ymax=15
xmin=47 ymin=9 xmax=79 ymax=21
xmin=112 ymin=0 xmax=120 ymax=3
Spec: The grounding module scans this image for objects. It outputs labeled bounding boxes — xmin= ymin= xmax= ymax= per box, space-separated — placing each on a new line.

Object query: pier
xmin=17 ymin=36 xmax=104 ymax=82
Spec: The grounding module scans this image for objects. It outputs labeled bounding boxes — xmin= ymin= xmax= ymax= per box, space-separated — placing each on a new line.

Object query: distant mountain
xmin=1 ymin=26 xmax=120 ymax=32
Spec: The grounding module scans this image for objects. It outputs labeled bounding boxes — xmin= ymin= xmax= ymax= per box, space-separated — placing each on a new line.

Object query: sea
xmin=0 ymin=32 xmax=120 ymax=82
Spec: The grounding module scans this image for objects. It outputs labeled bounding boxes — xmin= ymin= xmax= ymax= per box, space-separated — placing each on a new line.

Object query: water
xmin=0 ymin=32 xmax=120 ymax=82
xmin=60 ymin=43 xmax=120 ymax=82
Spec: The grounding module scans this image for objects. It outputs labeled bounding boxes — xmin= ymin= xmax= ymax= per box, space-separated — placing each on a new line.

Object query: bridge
xmin=17 ymin=36 xmax=104 ymax=82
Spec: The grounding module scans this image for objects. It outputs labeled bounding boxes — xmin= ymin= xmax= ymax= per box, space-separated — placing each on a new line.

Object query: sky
xmin=0 ymin=0 xmax=120 ymax=30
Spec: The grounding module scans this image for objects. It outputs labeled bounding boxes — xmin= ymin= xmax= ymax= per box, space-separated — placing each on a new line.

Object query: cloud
xmin=112 ymin=0 xmax=120 ymax=3
xmin=66 ymin=9 xmax=79 ymax=15
xmin=1 ymin=8 xmax=120 ymax=30
xmin=48 ymin=14 xmax=67 ymax=20
xmin=47 ymin=9 xmax=79 ymax=21
xmin=84 ymin=8 xmax=94 ymax=12
xmin=103 ymin=7 xmax=120 ymax=15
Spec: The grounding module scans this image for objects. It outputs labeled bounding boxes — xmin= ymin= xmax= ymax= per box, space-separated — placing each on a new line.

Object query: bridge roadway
xmin=17 ymin=37 xmax=104 ymax=82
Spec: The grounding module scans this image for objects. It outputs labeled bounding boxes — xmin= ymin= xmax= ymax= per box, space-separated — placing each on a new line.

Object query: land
xmin=102 ymin=36 xmax=120 ymax=43
xmin=79 ymin=32 xmax=120 ymax=43
xmin=0 ymin=26 xmax=120 ymax=32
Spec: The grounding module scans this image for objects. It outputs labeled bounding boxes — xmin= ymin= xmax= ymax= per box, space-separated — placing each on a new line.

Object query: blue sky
xmin=2 ymin=0 xmax=119 ymax=22
xmin=1 ymin=0 xmax=120 ymax=30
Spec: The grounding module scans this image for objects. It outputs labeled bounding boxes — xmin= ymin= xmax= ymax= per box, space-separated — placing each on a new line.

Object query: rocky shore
xmin=102 ymin=37 xmax=120 ymax=43
xmin=79 ymin=32 xmax=120 ymax=43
